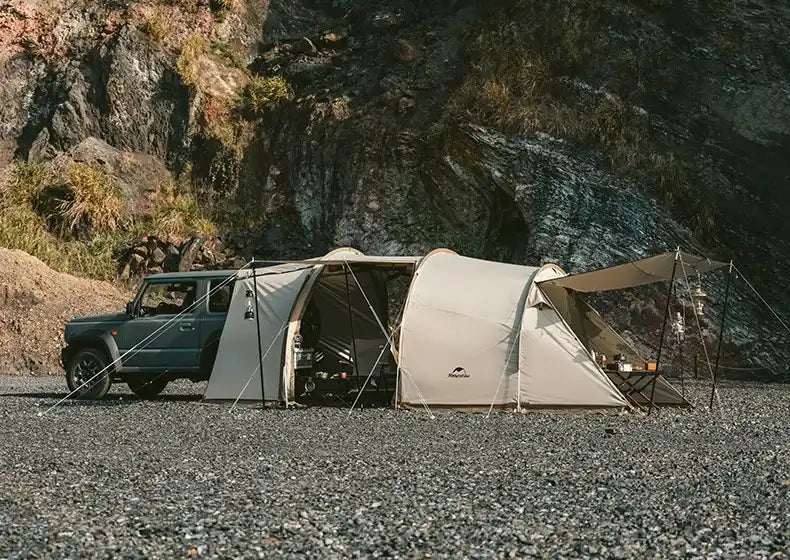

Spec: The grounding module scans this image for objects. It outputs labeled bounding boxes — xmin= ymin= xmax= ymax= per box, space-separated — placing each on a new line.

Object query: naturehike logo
xmin=449 ymin=367 xmax=469 ymax=378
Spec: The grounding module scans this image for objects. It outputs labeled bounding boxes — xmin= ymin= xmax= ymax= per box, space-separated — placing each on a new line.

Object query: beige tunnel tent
xmin=204 ymin=249 xmax=420 ymax=403
xmin=204 ymin=249 xmax=715 ymax=410
xmin=397 ymin=252 xmax=627 ymax=409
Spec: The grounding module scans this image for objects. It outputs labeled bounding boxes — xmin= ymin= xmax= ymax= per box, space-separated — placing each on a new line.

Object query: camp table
xmin=608 ymin=369 xmax=662 ymax=413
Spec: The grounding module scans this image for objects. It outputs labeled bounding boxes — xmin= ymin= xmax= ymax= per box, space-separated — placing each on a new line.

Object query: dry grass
xmin=150 ymin=181 xmax=217 ymax=240
xmin=0 ymin=161 xmax=216 ymax=280
xmin=1 ymin=161 xmax=48 ymax=206
xmin=59 ymin=163 xmax=125 ymax=233
xmin=0 ymin=201 xmax=123 ymax=280
xmin=143 ymin=9 xmax=167 ymax=42
xmin=177 ymin=35 xmax=208 ymax=88
xmin=0 ymin=162 xmax=127 ymax=279
xmin=238 ymin=75 xmax=294 ymax=116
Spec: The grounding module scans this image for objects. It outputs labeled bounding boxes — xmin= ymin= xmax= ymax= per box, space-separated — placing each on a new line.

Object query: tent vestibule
xmin=397 ymin=253 xmax=628 ymax=410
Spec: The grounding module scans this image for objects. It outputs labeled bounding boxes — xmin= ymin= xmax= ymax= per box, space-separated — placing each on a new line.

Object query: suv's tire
xmin=127 ymin=377 xmax=168 ymax=399
xmin=65 ymin=348 xmax=112 ymax=400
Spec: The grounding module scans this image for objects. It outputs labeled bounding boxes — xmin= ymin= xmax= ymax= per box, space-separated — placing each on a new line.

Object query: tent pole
xmin=344 ymin=264 xmax=361 ymax=395
xmin=251 ymin=263 xmax=266 ymax=409
xmin=652 ymin=253 xmax=678 ymax=414
xmin=678 ymin=318 xmax=686 ymax=399
xmin=710 ymin=261 xmax=733 ymax=408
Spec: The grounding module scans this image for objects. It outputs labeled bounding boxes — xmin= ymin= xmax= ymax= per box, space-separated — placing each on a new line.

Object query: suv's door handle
xmin=180 ymin=322 xmax=194 ymax=331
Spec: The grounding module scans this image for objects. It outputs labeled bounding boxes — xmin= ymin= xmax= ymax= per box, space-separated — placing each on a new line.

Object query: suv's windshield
xmin=138 ymin=282 xmax=197 ymax=316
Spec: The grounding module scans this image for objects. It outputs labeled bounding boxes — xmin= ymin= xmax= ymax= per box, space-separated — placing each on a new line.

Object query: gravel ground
xmin=0 ymin=377 xmax=787 ymax=559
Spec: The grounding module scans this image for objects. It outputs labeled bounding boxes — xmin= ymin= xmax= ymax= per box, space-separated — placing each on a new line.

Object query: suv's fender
xmin=62 ymin=330 xmax=122 ymax=372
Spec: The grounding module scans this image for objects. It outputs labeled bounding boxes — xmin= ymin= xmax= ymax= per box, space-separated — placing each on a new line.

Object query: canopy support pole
xmin=710 ymin=261 xmax=733 ymax=408
xmin=344 ymin=265 xmax=361 ymax=394
xmin=679 ymin=253 xmax=720 ymax=410
xmin=252 ymin=265 xmax=266 ymax=408
xmin=652 ymin=251 xmax=678 ymax=415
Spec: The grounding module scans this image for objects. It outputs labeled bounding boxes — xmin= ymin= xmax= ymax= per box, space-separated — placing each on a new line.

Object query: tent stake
xmin=652 ymin=254 xmax=678 ymax=414
xmin=252 ymin=264 xmax=266 ymax=409
xmin=344 ymin=264 xmax=361 ymax=396
xmin=710 ymin=261 xmax=733 ymax=408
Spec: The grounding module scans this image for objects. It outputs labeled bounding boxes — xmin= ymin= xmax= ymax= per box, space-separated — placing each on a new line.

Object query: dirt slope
xmin=0 ymin=248 xmax=130 ymax=374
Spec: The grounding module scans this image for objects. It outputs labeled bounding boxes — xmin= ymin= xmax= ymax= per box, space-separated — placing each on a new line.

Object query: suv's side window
xmin=138 ymin=282 xmax=198 ymax=317
xmin=208 ymin=279 xmax=235 ymax=313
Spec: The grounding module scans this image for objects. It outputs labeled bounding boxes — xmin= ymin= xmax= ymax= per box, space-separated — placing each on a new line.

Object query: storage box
xmin=644 ymin=362 xmax=657 ymax=372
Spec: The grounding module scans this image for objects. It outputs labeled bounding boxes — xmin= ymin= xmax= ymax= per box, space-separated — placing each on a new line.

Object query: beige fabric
xmin=205 ymin=265 xmax=312 ymax=402
xmin=308 ymin=255 xmax=422 ymax=266
xmin=526 ymin=264 xmax=566 ymax=307
xmin=539 ymin=283 xmax=687 ymax=406
xmin=542 ymin=251 xmax=727 ymax=293
xmin=399 ymin=253 xmax=536 ymax=407
xmin=518 ymin=304 xmax=628 ymax=407
xmin=399 ymin=253 xmax=634 ymax=409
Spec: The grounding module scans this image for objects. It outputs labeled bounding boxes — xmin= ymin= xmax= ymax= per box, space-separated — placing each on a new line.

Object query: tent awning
xmin=538 ymin=251 xmax=727 ymax=293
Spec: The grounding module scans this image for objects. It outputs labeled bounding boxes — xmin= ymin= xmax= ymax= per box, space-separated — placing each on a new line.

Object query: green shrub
xmin=239 ymin=75 xmax=294 ymax=116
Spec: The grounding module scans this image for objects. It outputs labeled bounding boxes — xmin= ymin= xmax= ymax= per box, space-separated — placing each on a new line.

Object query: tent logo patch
xmin=449 ymin=366 xmax=469 ymax=378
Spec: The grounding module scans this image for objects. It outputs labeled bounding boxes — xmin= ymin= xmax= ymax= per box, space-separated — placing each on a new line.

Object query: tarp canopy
xmin=540 ymin=251 xmax=727 ymax=293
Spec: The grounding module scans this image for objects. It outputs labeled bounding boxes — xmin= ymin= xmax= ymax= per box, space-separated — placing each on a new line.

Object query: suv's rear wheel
xmin=128 ymin=377 xmax=168 ymax=399
xmin=66 ymin=348 xmax=112 ymax=399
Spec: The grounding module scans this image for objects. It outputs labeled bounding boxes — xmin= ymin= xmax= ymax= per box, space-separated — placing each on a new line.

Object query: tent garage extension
xmin=205 ymin=249 xmax=718 ymax=411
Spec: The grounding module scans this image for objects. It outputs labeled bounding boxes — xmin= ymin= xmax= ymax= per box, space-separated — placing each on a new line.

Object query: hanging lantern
xmin=671 ymin=311 xmax=685 ymax=342
xmin=691 ymin=273 xmax=707 ymax=318
xmin=244 ymin=288 xmax=255 ymax=320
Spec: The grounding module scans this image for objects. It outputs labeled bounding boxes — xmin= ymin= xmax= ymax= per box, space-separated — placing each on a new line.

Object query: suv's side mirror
xmin=125 ymin=301 xmax=136 ymax=317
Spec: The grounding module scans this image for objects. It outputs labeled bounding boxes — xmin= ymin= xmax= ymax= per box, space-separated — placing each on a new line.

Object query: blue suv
xmin=62 ymin=270 xmax=236 ymax=399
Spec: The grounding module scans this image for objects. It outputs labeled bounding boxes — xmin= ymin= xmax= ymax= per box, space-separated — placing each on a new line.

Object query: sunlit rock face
xmin=1 ymin=0 xmax=787 ymax=374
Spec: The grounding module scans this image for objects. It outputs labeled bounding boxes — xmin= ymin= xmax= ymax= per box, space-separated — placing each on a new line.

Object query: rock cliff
xmin=1 ymin=0 xmax=788 ymax=374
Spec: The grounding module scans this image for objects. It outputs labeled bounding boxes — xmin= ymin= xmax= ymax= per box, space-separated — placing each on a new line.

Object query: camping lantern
xmin=244 ymin=288 xmax=255 ymax=320
xmin=671 ymin=311 xmax=685 ymax=342
xmin=691 ymin=273 xmax=707 ymax=318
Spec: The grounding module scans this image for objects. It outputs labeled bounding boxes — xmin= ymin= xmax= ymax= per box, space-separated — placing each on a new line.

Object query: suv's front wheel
xmin=65 ymin=348 xmax=112 ymax=399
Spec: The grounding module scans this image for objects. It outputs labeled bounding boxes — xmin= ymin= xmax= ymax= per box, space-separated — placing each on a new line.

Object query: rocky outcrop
xmin=45 ymin=136 xmax=172 ymax=218
xmin=0 ymin=0 xmax=788 ymax=375
xmin=117 ymin=235 xmax=244 ymax=279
